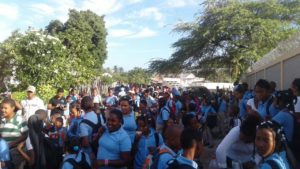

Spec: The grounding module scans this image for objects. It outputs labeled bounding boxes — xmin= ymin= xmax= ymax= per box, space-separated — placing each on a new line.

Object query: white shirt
xmin=93 ymin=95 xmax=102 ymax=104
xmin=21 ymin=97 xmax=45 ymax=120
xmin=25 ymin=137 xmax=33 ymax=151
xmin=294 ymin=96 xmax=300 ymax=113
xmin=247 ymin=98 xmax=257 ymax=112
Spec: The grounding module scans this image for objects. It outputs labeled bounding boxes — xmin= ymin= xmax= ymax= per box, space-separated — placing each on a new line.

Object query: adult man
xmin=48 ymin=88 xmax=67 ymax=111
xmin=156 ymin=125 xmax=183 ymax=169
xmin=21 ymin=86 xmax=45 ymax=120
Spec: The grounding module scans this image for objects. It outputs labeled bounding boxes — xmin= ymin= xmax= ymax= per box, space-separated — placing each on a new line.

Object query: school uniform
xmin=259 ymin=152 xmax=290 ymax=169
xmin=173 ymin=155 xmax=199 ymax=169
xmin=68 ymin=117 xmax=83 ymax=139
xmin=156 ymin=106 xmax=170 ymax=133
xmin=79 ymin=111 xmax=98 ymax=154
xmin=97 ymin=126 xmax=131 ymax=169
xmin=157 ymin=144 xmax=177 ymax=169
xmin=257 ymin=96 xmax=279 ymax=119
xmin=238 ymin=98 xmax=248 ymax=120
xmin=272 ymin=110 xmax=294 ymax=142
xmin=134 ymin=129 xmax=164 ymax=169
xmin=123 ymin=111 xmax=137 ymax=143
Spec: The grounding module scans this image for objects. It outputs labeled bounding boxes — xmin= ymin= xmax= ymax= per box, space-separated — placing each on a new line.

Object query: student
xmin=133 ymin=115 xmax=164 ymax=169
xmin=216 ymin=115 xmax=261 ymax=168
xmin=255 ymin=121 xmax=291 ymax=169
xmin=0 ymin=135 xmax=11 ymax=169
xmin=49 ymin=117 xmax=66 ymax=150
xmin=156 ymin=97 xmax=170 ymax=134
xmin=291 ymin=78 xmax=300 ymax=113
xmin=233 ymin=84 xmax=248 ymax=120
xmin=187 ymin=102 xmax=197 ymax=116
xmin=228 ymin=104 xmax=242 ymax=129
xmin=95 ymin=109 xmax=131 ymax=169
xmin=255 ymin=79 xmax=279 ymax=120
xmin=156 ymin=125 xmax=183 ymax=169
xmin=167 ymin=128 xmax=204 ymax=169
xmin=144 ymin=89 xmax=156 ymax=108
xmin=68 ymin=102 xmax=82 ymax=139
xmin=61 ymin=138 xmax=92 ymax=169
xmin=104 ymin=88 xmax=118 ymax=109
xmin=0 ymin=98 xmax=28 ymax=168
xmin=272 ymin=90 xmax=294 ymax=142
xmin=48 ymin=88 xmax=67 ymax=111
xmin=120 ymin=97 xmax=137 ymax=143
xmin=79 ymin=96 xmax=98 ymax=158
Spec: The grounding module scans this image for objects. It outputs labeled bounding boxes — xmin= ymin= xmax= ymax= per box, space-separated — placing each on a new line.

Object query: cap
xmin=27 ymin=86 xmax=36 ymax=93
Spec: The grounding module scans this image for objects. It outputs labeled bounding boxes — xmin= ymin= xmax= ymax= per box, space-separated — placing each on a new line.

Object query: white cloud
xmin=81 ymin=0 xmax=123 ymax=16
xmin=0 ymin=3 xmax=18 ymax=20
xmin=129 ymin=27 xmax=157 ymax=38
xmin=107 ymin=42 xmax=123 ymax=48
xmin=109 ymin=29 xmax=134 ymax=37
xmin=130 ymin=7 xmax=165 ymax=27
xmin=31 ymin=3 xmax=55 ymax=15
xmin=165 ymin=0 xmax=199 ymax=8
xmin=105 ymin=17 xmax=122 ymax=28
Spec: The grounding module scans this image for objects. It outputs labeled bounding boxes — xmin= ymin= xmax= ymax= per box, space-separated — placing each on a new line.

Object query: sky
xmin=0 ymin=0 xmax=202 ymax=70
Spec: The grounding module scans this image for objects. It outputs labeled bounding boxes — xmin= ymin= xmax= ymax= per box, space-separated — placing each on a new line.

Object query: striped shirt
xmin=0 ymin=114 xmax=28 ymax=144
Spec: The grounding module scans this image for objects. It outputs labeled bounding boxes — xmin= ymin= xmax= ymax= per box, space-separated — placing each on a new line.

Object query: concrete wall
xmin=246 ymin=49 xmax=300 ymax=90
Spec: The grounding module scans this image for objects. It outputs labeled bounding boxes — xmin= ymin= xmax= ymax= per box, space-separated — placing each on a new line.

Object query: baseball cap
xmin=27 ymin=86 xmax=36 ymax=93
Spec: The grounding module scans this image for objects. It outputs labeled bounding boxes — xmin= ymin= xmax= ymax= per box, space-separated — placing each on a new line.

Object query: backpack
xmin=142 ymin=147 xmax=174 ymax=169
xmin=80 ymin=113 xmax=102 ymax=155
xmin=167 ymin=159 xmax=197 ymax=169
xmin=64 ymin=152 xmax=92 ymax=169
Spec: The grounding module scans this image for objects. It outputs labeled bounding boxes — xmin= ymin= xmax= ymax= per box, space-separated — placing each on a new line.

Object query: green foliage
xmin=0 ymin=9 xmax=107 ymax=91
xmin=127 ymin=67 xmax=151 ymax=85
xmin=11 ymin=91 xmax=26 ymax=102
xmin=150 ymin=0 xmax=300 ymax=81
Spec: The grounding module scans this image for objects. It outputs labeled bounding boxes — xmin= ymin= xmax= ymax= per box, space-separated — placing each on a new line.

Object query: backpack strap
xmin=65 ymin=158 xmax=80 ymax=169
xmin=154 ymin=132 xmax=159 ymax=147
xmin=265 ymin=160 xmax=280 ymax=169
xmin=80 ymin=119 xmax=96 ymax=129
xmin=96 ymin=113 xmax=102 ymax=126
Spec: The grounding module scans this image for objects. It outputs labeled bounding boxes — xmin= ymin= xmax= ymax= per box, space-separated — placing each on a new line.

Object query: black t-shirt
xmin=49 ymin=96 xmax=66 ymax=107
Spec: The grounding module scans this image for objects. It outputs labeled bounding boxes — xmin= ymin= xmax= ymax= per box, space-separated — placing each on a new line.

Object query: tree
xmin=127 ymin=67 xmax=151 ymax=85
xmin=150 ymin=0 xmax=300 ymax=81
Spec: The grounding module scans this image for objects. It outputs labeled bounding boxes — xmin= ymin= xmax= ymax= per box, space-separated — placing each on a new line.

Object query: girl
xmin=255 ymin=121 xmax=291 ymax=169
xmin=67 ymin=102 xmax=82 ymax=139
xmin=120 ymin=97 xmax=137 ymax=143
xmin=95 ymin=109 xmax=131 ymax=169
xmin=133 ymin=115 xmax=164 ymax=169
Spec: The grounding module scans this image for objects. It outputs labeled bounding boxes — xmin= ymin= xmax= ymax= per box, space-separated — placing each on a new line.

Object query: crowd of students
xmin=0 ymin=78 xmax=300 ymax=169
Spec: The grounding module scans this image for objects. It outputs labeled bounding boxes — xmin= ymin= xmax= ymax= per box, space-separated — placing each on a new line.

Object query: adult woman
xmin=119 ymin=97 xmax=137 ymax=143
xmin=255 ymin=121 xmax=291 ymax=169
xmin=95 ymin=109 xmax=131 ymax=169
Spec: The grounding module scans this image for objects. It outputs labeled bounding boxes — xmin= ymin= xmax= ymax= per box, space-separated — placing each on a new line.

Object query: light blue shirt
xmin=201 ymin=105 xmax=216 ymax=120
xmin=175 ymin=100 xmax=183 ymax=116
xmin=257 ymin=96 xmax=279 ymax=119
xmin=134 ymin=129 xmax=164 ymax=169
xmin=157 ymin=144 xmax=177 ymax=169
xmin=219 ymin=100 xmax=227 ymax=113
xmin=174 ymin=155 xmax=198 ymax=169
xmin=259 ymin=152 xmax=290 ymax=169
xmin=105 ymin=96 xmax=118 ymax=106
xmin=68 ymin=117 xmax=83 ymax=138
xmin=272 ymin=110 xmax=294 ymax=142
xmin=97 ymin=127 xmax=131 ymax=168
xmin=156 ymin=106 xmax=170 ymax=125
xmin=61 ymin=151 xmax=91 ymax=169
xmin=238 ymin=98 xmax=248 ymax=120
xmin=0 ymin=139 xmax=10 ymax=162
xmin=79 ymin=111 xmax=98 ymax=154
xmin=123 ymin=111 xmax=137 ymax=143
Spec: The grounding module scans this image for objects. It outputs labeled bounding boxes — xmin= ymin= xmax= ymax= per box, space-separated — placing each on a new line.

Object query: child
xmin=0 ymin=98 xmax=28 ymax=168
xmin=255 ymin=121 xmax=291 ymax=169
xmin=61 ymin=138 xmax=91 ymax=169
xmin=228 ymin=104 xmax=242 ymax=129
xmin=133 ymin=115 xmax=164 ymax=169
xmin=67 ymin=102 xmax=82 ymax=139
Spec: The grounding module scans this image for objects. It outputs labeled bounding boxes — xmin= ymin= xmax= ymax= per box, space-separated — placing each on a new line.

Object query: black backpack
xmin=167 ymin=159 xmax=197 ymax=169
xmin=64 ymin=152 xmax=92 ymax=169
xmin=80 ymin=113 xmax=102 ymax=155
